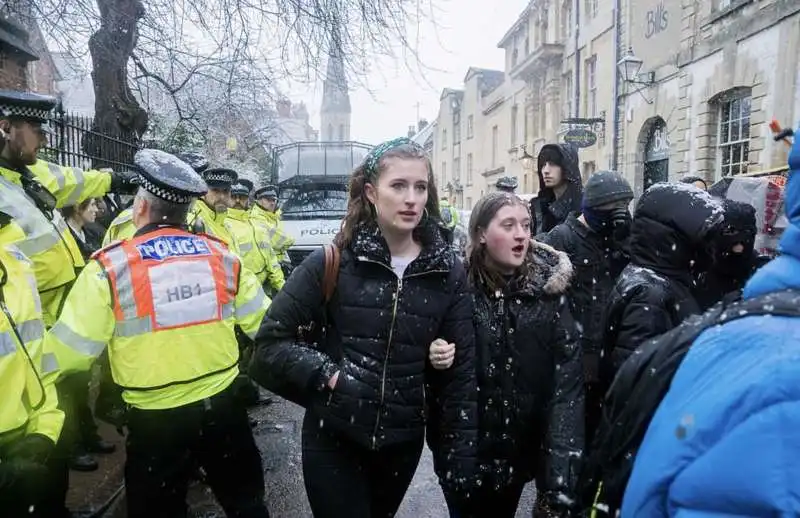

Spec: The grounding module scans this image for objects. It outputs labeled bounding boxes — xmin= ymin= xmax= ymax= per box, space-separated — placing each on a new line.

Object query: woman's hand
xmin=429 ymin=338 xmax=455 ymax=370
xmin=327 ymin=371 xmax=340 ymax=389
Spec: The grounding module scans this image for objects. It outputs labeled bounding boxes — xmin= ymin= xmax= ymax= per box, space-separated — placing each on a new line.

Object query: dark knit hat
xmin=583 ymin=170 xmax=634 ymax=208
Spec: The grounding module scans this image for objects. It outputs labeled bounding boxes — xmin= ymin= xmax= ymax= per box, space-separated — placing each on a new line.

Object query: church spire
xmin=320 ymin=33 xmax=351 ymax=141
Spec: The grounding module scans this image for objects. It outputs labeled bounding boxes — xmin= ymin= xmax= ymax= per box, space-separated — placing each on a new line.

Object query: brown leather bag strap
xmin=322 ymin=244 xmax=341 ymax=304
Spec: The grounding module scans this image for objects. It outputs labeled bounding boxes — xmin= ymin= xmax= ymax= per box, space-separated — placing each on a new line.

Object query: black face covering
xmin=583 ymin=205 xmax=632 ymax=242
xmin=713 ymin=226 xmax=756 ymax=275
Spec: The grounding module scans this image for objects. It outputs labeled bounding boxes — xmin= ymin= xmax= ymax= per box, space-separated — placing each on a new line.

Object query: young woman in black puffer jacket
xmin=250 ymin=137 xmax=478 ymax=517
xmin=431 ymin=192 xmax=585 ymax=518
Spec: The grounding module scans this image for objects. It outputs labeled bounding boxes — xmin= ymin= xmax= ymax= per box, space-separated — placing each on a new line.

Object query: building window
xmin=512 ymin=48 xmax=519 ymax=68
xmin=524 ymin=37 xmax=530 ymax=55
xmin=466 ymin=153 xmax=474 ymax=185
xmin=466 ymin=196 xmax=472 ymax=209
xmin=441 ymin=128 xmax=447 ymax=149
xmin=585 ymin=0 xmax=598 ymax=19
xmin=453 ymin=157 xmax=461 ymax=182
xmin=441 ymin=162 xmax=447 ymax=189
xmin=585 ymin=56 xmax=597 ymax=117
xmin=523 ymin=106 xmax=529 ymax=144
xmin=467 ymin=115 xmax=474 ymax=139
xmin=453 ymin=111 xmax=462 ymax=143
xmin=510 ymin=105 xmax=518 ymax=147
xmin=491 ymin=125 xmax=499 ymax=167
xmin=561 ymin=0 xmax=573 ymax=39
xmin=718 ymin=94 xmax=751 ymax=176
xmin=562 ymin=72 xmax=573 ymax=119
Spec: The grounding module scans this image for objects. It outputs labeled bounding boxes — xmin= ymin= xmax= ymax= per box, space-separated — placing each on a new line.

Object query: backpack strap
xmin=322 ymin=244 xmax=340 ymax=304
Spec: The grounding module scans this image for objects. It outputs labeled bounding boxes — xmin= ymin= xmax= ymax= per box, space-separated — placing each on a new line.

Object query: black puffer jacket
xmin=540 ymin=215 xmax=629 ymax=370
xmin=469 ymin=241 xmax=584 ymax=498
xmin=532 ymin=143 xmax=584 ymax=235
xmin=601 ymin=183 xmax=724 ymax=380
xmin=251 ymin=220 xmax=477 ymax=477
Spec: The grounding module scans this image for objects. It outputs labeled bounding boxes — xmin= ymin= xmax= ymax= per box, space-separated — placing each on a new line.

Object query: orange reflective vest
xmin=93 ymin=228 xmax=241 ymax=391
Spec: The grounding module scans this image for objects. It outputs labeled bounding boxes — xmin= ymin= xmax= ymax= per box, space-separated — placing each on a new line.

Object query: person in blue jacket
xmin=622 ymin=126 xmax=800 ymax=517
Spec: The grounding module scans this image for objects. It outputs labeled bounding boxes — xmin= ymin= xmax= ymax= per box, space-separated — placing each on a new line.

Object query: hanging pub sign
xmin=563 ymin=128 xmax=597 ymax=148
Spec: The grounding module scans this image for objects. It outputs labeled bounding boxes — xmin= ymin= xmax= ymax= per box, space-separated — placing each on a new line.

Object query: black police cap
xmin=254 ymin=185 xmax=278 ymax=199
xmin=175 ymin=151 xmax=209 ymax=173
xmin=495 ymin=176 xmax=519 ymax=191
xmin=231 ymin=182 xmax=251 ymax=197
xmin=0 ymin=90 xmax=57 ymax=123
xmin=134 ymin=149 xmax=208 ymax=204
xmin=203 ymin=168 xmax=238 ymax=189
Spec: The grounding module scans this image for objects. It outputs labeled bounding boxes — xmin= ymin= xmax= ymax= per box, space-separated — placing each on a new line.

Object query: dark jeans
xmin=444 ymin=481 xmax=526 ymax=518
xmin=124 ymin=384 xmax=269 ymax=518
xmin=301 ymin=411 xmax=423 ymax=518
xmin=56 ymin=371 xmax=100 ymax=455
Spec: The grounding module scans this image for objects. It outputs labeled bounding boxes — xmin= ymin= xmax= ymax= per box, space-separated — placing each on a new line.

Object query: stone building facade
xmin=619 ymin=0 xmax=800 ymax=193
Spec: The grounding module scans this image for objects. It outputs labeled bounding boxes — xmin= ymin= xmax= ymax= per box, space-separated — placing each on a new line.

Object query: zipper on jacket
xmin=372 ymin=275 xmax=402 ymax=449
xmin=358 ymin=258 xmax=449 ymax=450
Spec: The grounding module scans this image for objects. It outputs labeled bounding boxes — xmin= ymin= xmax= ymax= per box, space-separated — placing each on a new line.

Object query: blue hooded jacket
xmin=622 ymin=129 xmax=800 ymax=517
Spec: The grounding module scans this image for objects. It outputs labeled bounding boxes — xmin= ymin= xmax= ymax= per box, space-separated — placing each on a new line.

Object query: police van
xmin=271 ymin=141 xmax=372 ymax=270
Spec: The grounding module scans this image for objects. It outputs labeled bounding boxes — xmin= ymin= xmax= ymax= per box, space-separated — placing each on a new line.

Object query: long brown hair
xmin=466 ymin=192 xmax=531 ymax=291
xmin=333 ymin=141 xmax=442 ymax=248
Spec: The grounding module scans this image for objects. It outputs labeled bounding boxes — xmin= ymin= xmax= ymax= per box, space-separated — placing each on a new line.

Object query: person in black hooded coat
xmin=693 ymin=198 xmax=769 ymax=310
xmin=250 ymin=137 xmax=477 ymax=518
xmin=600 ymin=182 xmax=725 ymax=384
xmin=531 ymin=143 xmax=583 ymax=236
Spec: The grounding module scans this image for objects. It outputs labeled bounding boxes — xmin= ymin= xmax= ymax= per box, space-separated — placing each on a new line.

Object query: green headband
xmin=364 ymin=137 xmax=426 ymax=178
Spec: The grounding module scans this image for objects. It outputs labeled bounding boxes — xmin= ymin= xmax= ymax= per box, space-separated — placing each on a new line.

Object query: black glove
xmin=5 ymin=434 xmax=55 ymax=464
xmin=95 ymin=394 xmax=128 ymax=436
xmin=0 ymin=457 xmax=49 ymax=506
xmin=109 ymin=170 xmax=140 ymax=194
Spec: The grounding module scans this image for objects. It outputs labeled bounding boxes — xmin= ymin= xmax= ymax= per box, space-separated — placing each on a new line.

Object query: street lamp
xmin=617 ymin=47 xmax=655 ymax=103
xmin=520 ymin=151 xmax=535 ymax=171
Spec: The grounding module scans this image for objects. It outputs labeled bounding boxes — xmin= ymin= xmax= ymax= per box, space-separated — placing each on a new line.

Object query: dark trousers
xmin=445 ymin=481 xmax=526 ymax=518
xmin=301 ymin=411 xmax=423 ymax=518
xmin=124 ymin=384 xmax=269 ymax=518
xmin=0 ymin=438 xmax=71 ymax=518
xmin=56 ymin=371 xmax=100 ymax=455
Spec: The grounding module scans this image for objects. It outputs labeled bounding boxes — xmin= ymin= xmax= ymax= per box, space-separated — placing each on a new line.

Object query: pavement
xmin=73 ymin=392 xmax=536 ymax=517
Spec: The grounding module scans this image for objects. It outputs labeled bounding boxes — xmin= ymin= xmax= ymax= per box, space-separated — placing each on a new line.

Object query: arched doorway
xmin=643 ymin=118 xmax=670 ymax=189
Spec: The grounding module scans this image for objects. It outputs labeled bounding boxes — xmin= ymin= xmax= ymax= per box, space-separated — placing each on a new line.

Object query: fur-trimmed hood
xmin=522 ymin=239 xmax=574 ymax=295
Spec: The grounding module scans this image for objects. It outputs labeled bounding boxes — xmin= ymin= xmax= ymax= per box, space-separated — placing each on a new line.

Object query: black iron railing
xmin=40 ymin=105 xmax=139 ymax=171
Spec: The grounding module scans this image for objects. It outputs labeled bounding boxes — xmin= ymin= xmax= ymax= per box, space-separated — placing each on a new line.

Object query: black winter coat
xmin=600 ymin=183 xmax=724 ymax=380
xmin=250 ymin=221 xmax=477 ymax=481
xmin=540 ymin=215 xmax=629 ymax=378
xmin=469 ymin=241 xmax=584 ymax=498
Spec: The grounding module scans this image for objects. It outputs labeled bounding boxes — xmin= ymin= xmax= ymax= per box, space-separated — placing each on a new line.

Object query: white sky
xmin=289 ymin=0 xmax=527 ymax=144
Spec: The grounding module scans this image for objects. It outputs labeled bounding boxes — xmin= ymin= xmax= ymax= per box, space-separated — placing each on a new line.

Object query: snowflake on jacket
xmin=469 ymin=240 xmax=584 ymax=500
xmin=251 ymin=218 xmax=478 ymax=489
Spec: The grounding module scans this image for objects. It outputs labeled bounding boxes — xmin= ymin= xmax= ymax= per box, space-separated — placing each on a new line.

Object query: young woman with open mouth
xmin=431 ymin=192 xmax=585 ymax=518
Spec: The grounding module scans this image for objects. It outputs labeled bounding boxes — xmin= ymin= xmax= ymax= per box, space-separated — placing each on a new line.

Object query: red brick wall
xmin=0 ymin=50 xmax=28 ymax=90
xmin=25 ymin=22 xmax=57 ymax=94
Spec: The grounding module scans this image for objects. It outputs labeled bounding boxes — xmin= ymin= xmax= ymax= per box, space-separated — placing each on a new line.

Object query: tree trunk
xmin=84 ymin=0 xmax=147 ymax=169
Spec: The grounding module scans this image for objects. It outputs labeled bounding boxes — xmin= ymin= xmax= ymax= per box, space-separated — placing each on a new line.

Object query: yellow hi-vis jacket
xmin=45 ymin=227 xmax=270 ymax=410
xmin=249 ymin=205 xmax=294 ymax=260
xmin=187 ymin=200 xmax=239 ymax=254
xmin=0 ymin=161 xmax=113 ymax=327
xmin=104 ymin=203 xmax=240 ymax=253
xmin=224 ymin=208 xmax=285 ymax=291
xmin=0 ymin=244 xmax=64 ymax=445
xmin=102 ymin=207 xmax=136 ymax=246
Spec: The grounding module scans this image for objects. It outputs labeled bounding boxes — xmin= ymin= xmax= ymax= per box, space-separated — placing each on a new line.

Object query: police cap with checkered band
xmin=133 ymin=149 xmax=208 ymax=204
xmin=254 ymin=185 xmax=278 ymax=199
xmin=0 ymin=90 xmax=57 ymax=123
xmin=202 ymin=168 xmax=238 ymax=190
xmin=231 ymin=178 xmax=253 ymax=197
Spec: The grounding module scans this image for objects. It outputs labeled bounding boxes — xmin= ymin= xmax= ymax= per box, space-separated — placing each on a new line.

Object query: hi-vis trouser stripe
xmin=104 ymin=241 xmax=241 ymax=337
xmin=47 ymin=162 xmax=86 ymax=206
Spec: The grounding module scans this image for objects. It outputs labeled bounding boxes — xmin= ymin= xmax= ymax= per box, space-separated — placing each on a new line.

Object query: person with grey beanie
xmin=540 ymin=170 xmax=634 ymax=444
